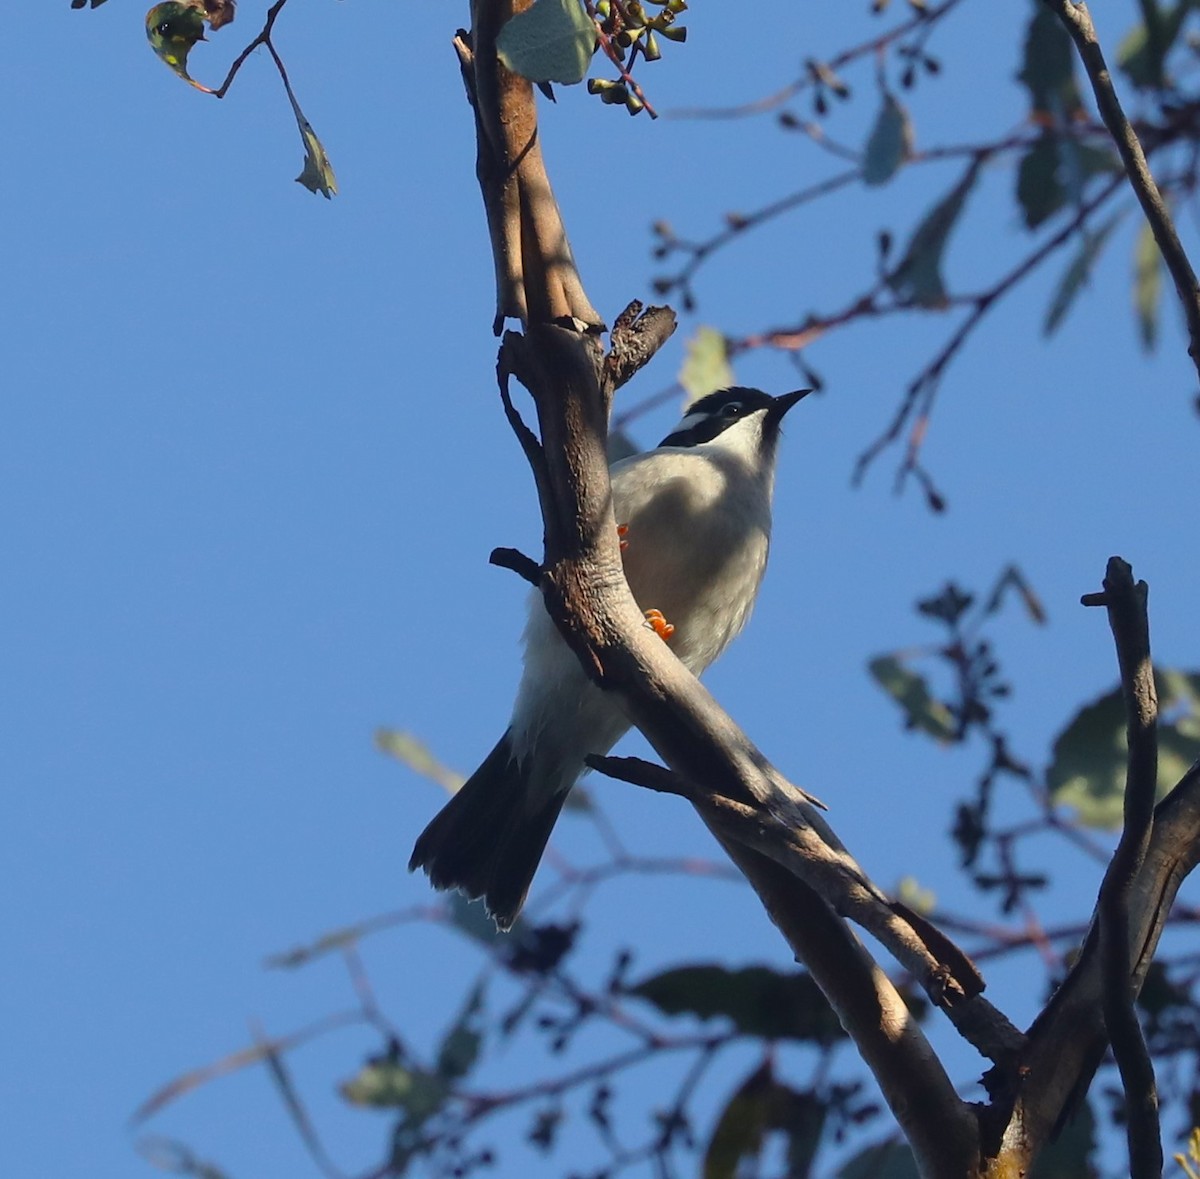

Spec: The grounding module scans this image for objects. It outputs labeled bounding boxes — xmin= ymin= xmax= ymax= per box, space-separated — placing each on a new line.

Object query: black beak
xmin=766 ymin=387 xmax=813 ymax=423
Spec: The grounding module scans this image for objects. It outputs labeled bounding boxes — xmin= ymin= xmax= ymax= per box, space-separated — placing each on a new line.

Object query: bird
xmin=409 ymin=385 xmax=811 ymax=930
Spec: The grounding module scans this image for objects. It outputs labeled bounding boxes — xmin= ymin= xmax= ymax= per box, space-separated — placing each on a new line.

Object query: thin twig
xmin=1043 ymin=0 xmax=1200 ymax=380
xmin=210 ymin=0 xmax=289 ymax=99
xmin=667 ymin=0 xmax=968 ymax=121
xmin=852 ymin=170 xmax=1126 ymax=487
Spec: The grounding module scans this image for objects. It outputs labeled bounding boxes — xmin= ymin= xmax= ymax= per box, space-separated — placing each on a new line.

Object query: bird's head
xmin=657 ymin=386 xmax=812 ymax=463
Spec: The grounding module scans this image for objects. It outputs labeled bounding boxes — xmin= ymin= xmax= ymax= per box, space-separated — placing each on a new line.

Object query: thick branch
xmin=1084 ymin=558 xmax=1161 ymax=1179
xmin=1002 ymin=561 xmax=1200 ymax=1169
xmin=465 ymin=4 xmax=989 ymax=1170
xmin=1042 ymin=0 xmax=1200 ymax=378
xmin=457 ymin=6 xmax=602 ymax=332
xmin=581 ymin=766 xmax=980 ymax=1178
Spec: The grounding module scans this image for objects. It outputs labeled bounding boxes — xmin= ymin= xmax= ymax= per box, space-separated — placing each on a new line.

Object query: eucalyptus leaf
xmin=1028 ymin=1098 xmax=1097 ymax=1178
xmin=496 ymin=0 xmax=597 ymax=86
xmin=862 ymin=94 xmax=912 ymax=187
xmin=700 ymin=1062 xmax=826 ymax=1179
xmin=886 ymin=166 xmax=977 ymax=307
xmin=1017 ymin=134 xmax=1065 ymax=230
xmin=679 ymin=326 xmax=735 ymax=406
xmin=341 ymin=1057 xmax=447 ymax=1114
xmin=1118 ymin=1 xmax=1191 ymax=90
xmin=838 ymin=1140 xmax=920 ymax=1179
xmin=1044 ymin=212 xmax=1123 ymax=337
xmin=1018 ymin=6 xmax=1083 ymax=117
xmin=1134 ymin=219 xmax=1163 ymax=351
xmin=868 ymin=655 xmax=958 ymax=742
xmin=376 ymin=729 xmax=465 ymax=794
xmin=702 ymin=1062 xmax=774 ymax=1179
xmin=1047 ymin=670 xmax=1200 ymax=828
xmin=145 ymin=2 xmax=209 ymax=89
xmin=293 ymin=109 xmax=337 ymax=199
xmin=436 ymin=983 xmax=485 ymax=1082
xmin=630 ymin=963 xmax=845 ymax=1044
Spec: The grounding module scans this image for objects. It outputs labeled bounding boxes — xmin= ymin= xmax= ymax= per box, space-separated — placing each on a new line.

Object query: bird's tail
xmin=408 ymin=730 xmax=567 ymax=931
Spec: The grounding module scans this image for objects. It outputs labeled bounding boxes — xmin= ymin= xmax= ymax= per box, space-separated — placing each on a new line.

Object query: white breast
xmin=611 ymin=443 xmax=772 ymax=670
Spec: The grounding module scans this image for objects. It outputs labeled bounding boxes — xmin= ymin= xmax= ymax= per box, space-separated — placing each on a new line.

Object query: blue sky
xmin=7 ymin=1 xmax=1200 ymax=1176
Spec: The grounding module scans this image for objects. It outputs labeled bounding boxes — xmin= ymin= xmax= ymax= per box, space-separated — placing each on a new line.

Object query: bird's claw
xmin=617 ymin=523 xmax=629 ymax=552
xmin=644 ymin=609 xmax=675 ymax=641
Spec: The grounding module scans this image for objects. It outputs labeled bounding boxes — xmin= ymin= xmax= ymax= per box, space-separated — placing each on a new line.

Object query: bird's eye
xmin=721 ymin=402 xmax=743 ymax=418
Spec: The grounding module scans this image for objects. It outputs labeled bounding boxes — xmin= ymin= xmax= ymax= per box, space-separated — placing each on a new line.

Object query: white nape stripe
xmin=672 ymin=411 xmax=710 ymax=433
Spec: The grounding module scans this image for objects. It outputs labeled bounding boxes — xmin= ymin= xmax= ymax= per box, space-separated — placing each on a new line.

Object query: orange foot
xmin=617 ymin=523 xmax=629 ymax=552
xmin=644 ymin=608 xmax=675 ymax=641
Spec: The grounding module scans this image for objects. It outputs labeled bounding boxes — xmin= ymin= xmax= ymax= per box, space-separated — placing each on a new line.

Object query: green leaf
xmin=145 ymin=2 xmax=209 ymax=89
xmin=1047 ymin=670 xmax=1200 ymax=829
xmin=1017 ymin=6 xmax=1083 ymax=118
xmin=679 ymin=326 xmax=735 ymax=406
xmin=896 ymin=875 xmax=937 ymax=915
xmin=886 ymin=165 xmax=978 ymax=307
xmin=1044 ymin=211 xmax=1123 ymax=336
xmin=703 ymin=1061 xmax=774 ymax=1179
xmin=436 ymin=983 xmax=485 ymax=1082
xmin=1134 ymin=219 xmax=1163 ymax=351
xmin=292 ymin=104 xmax=337 ymax=199
xmin=1118 ymin=1 xmax=1191 ymax=90
xmin=341 ymin=1055 xmax=447 ymax=1114
xmin=630 ymin=964 xmax=845 ymax=1044
xmin=862 ymin=94 xmax=912 ymax=187
xmin=868 ymin=655 xmax=958 ymax=742
xmin=496 ymin=0 xmax=597 ymax=85
xmin=1017 ymin=134 xmax=1065 ymax=230
xmin=838 ymin=1140 xmax=919 ymax=1179
xmin=1029 ymin=1098 xmax=1097 ymax=1178
xmin=701 ymin=1062 xmax=826 ymax=1179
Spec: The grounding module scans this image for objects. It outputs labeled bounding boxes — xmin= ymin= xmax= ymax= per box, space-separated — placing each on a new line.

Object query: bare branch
xmin=666 ymin=0 xmax=968 ymax=121
xmin=209 ymin=0 xmax=289 ymax=99
xmin=1083 ymin=557 xmax=1162 ymax=1179
xmin=589 ymin=756 xmax=1018 ymax=1059
xmin=602 ymin=301 xmax=678 ymax=399
xmin=489 ymin=546 xmax=542 ymax=585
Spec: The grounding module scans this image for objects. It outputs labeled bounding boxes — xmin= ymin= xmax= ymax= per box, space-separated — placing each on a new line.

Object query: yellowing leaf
xmin=497 ymin=0 xmax=598 ymax=86
xmin=295 ymin=114 xmax=338 ymax=199
xmin=272 ymin=60 xmax=337 ymax=198
xmin=868 ymin=655 xmax=958 ymax=742
xmin=146 ymin=2 xmax=211 ymax=91
xmin=375 ymin=729 xmax=464 ymax=794
xmin=679 ymin=326 xmax=734 ymax=407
